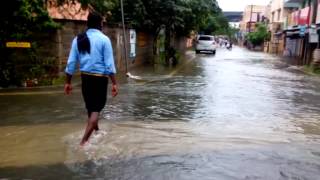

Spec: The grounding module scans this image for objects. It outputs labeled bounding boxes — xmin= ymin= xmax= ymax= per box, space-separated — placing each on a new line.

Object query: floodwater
xmin=1 ymin=47 xmax=320 ymax=180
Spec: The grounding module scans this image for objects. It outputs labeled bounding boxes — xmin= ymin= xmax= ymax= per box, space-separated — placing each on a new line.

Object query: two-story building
xmin=266 ymin=0 xmax=300 ymax=54
xmin=283 ymin=0 xmax=319 ymax=65
xmin=240 ymin=5 xmax=268 ymax=47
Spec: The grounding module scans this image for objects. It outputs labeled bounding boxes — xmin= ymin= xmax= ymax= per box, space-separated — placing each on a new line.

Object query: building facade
xmin=242 ymin=0 xmax=320 ymax=67
xmin=265 ymin=0 xmax=300 ymax=54
xmin=282 ymin=0 xmax=319 ymax=65
xmin=240 ymin=5 xmax=267 ymax=33
xmin=239 ymin=5 xmax=268 ymax=47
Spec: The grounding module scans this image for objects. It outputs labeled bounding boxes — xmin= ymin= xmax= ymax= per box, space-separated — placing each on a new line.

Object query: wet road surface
xmin=0 ymin=47 xmax=320 ymax=180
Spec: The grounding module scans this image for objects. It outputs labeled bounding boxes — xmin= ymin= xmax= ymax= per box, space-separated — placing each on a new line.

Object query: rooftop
xmin=47 ymin=0 xmax=89 ymax=21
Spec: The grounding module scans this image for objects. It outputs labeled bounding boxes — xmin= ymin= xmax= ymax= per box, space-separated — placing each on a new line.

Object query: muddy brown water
xmin=0 ymin=47 xmax=320 ymax=180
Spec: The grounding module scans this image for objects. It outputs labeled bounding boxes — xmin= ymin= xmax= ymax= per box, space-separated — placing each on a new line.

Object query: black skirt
xmin=81 ymin=74 xmax=108 ymax=113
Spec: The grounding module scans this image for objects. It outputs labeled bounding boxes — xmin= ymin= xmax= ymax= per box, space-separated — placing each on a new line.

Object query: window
xmin=278 ymin=9 xmax=281 ymax=21
xmin=257 ymin=13 xmax=261 ymax=22
xmin=272 ymin=12 xmax=275 ymax=22
xmin=199 ymin=36 xmax=214 ymax=41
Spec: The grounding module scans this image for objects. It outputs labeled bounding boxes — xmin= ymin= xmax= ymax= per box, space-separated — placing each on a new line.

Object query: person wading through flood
xmin=64 ymin=11 xmax=118 ymax=146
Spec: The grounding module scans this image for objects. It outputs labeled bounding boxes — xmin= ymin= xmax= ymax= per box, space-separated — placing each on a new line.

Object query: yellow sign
xmin=6 ymin=42 xmax=31 ymax=48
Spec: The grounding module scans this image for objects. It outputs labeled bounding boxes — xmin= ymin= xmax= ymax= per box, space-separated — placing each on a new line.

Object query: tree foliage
xmin=71 ymin=0 xmax=228 ymax=62
xmin=0 ymin=0 xmax=231 ymax=86
xmin=0 ymin=0 xmax=59 ymax=43
xmin=246 ymin=23 xmax=270 ymax=46
xmin=1 ymin=0 xmax=230 ymax=48
xmin=201 ymin=13 xmax=230 ymax=35
xmin=0 ymin=0 xmax=60 ymax=87
xmin=105 ymin=0 xmax=228 ymax=62
xmin=61 ymin=0 xmax=228 ymax=36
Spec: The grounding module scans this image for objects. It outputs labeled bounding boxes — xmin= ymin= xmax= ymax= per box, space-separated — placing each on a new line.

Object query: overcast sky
xmin=217 ymin=0 xmax=270 ymax=12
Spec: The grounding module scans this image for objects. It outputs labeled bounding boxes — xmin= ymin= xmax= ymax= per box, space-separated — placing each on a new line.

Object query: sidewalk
xmin=243 ymin=45 xmax=320 ymax=77
xmin=0 ymin=50 xmax=197 ymax=95
xmin=0 ymin=75 xmax=82 ymax=96
xmin=0 ymin=68 xmax=136 ymax=95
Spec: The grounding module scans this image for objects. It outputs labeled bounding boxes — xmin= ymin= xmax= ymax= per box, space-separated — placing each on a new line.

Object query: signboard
xmin=299 ymin=25 xmax=306 ymax=36
xmin=283 ymin=17 xmax=288 ymax=30
xmin=309 ymin=28 xmax=319 ymax=43
xmin=292 ymin=10 xmax=300 ymax=26
xmin=251 ymin=12 xmax=258 ymax=22
xmin=316 ymin=0 xmax=320 ymax=24
xmin=129 ymin=29 xmax=136 ymax=43
xmin=6 ymin=42 xmax=31 ymax=48
xmin=159 ymin=29 xmax=165 ymax=53
xmin=299 ymin=7 xmax=310 ymax=25
xmin=129 ymin=29 xmax=136 ymax=58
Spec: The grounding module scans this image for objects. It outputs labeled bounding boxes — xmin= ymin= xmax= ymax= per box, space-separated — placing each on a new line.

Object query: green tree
xmin=246 ymin=23 xmax=269 ymax=47
xmin=0 ymin=0 xmax=58 ymax=42
xmin=72 ymin=0 xmax=225 ymax=63
xmin=0 ymin=0 xmax=59 ymax=87
xmin=201 ymin=13 xmax=230 ymax=35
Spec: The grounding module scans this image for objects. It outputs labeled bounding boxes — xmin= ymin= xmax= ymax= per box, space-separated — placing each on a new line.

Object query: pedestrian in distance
xmin=227 ymin=41 xmax=233 ymax=50
xmin=64 ymin=11 xmax=118 ymax=146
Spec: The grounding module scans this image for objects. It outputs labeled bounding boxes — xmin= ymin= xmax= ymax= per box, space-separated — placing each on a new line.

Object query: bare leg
xmin=88 ymin=111 xmax=99 ymax=131
xmin=94 ymin=124 xmax=99 ymax=131
xmin=80 ymin=112 xmax=99 ymax=146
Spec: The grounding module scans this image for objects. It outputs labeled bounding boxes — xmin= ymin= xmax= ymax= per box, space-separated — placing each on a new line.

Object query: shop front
xmin=283 ymin=6 xmax=313 ymax=65
xmin=316 ymin=0 xmax=320 ymax=45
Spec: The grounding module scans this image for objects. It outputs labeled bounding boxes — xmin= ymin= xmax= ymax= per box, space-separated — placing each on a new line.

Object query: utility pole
xmin=120 ymin=0 xmax=128 ymax=74
xmin=249 ymin=5 xmax=253 ymax=33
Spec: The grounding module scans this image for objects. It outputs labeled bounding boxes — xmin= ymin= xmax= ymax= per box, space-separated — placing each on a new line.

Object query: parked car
xmin=195 ymin=35 xmax=217 ymax=54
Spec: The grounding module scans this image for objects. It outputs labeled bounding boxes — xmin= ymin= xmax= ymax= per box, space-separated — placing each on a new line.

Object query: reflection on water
xmin=1 ymin=47 xmax=320 ymax=179
xmin=62 ymin=122 xmax=320 ymax=180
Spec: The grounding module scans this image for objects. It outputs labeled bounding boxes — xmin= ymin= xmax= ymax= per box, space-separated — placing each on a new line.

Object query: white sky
xmin=217 ymin=0 xmax=270 ymax=11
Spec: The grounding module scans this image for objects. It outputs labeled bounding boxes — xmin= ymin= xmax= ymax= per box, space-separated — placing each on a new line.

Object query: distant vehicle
xmin=195 ymin=35 xmax=217 ymax=54
xmin=227 ymin=42 xmax=233 ymax=50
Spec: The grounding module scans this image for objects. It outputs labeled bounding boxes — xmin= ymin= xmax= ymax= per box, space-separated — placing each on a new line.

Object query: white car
xmin=195 ymin=35 xmax=217 ymax=54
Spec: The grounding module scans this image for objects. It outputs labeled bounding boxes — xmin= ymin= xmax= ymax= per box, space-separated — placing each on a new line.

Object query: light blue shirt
xmin=65 ymin=29 xmax=116 ymax=75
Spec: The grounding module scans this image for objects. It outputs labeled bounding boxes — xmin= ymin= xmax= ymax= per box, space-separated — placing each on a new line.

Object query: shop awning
xmin=283 ymin=27 xmax=301 ymax=32
xmin=284 ymin=26 xmax=308 ymax=38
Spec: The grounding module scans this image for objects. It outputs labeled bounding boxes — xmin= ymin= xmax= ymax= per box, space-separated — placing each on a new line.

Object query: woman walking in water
xmin=64 ymin=11 xmax=118 ymax=146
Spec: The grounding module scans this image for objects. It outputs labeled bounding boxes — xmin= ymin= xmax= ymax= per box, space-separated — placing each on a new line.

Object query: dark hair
xmin=87 ymin=11 xmax=103 ymax=30
xmin=77 ymin=12 xmax=103 ymax=54
xmin=77 ymin=32 xmax=90 ymax=54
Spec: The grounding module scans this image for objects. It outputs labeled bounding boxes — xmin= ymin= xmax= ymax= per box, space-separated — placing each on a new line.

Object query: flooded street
xmin=1 ymin=47 xmax=320 ymax=180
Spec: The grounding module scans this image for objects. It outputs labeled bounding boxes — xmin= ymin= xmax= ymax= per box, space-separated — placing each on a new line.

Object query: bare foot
xmin=93 ymin=131 xmax=99 ymax=136
xmin=80 ymin=141 xmax=88 ymax=147
xmin=94 ymin=125 xmax=99 ymax=131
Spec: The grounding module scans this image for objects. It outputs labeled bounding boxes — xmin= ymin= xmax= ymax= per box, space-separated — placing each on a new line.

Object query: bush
xmin=0 ymin=0 xmax=60 ymax=87
xmin=246 ymin=23 xmax=270 ymax=47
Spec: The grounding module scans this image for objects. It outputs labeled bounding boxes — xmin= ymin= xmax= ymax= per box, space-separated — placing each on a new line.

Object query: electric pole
xmin=120 ymin=0 xmax=128 ymax=74
xmin=249 ymin=5 xmax=253 ymax=33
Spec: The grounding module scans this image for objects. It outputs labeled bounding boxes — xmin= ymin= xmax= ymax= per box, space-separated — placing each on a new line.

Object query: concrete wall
xmin=52 ymin=20 xmax=155 ymax=74
xmin=2 ymin=21 xmax=193 ymax=87
xmin=53 ymin=21 xmax=191 ymax=73
xmin=7 ymin=20 xmax=191 ymax=87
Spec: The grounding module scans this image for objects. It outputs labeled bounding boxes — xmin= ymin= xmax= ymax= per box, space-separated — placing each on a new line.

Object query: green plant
xmin=0 ymin=0 xmax=59 ymax=87
xmin=303 ymin=65 xmax=320 ymax=75
xmin=61 ymin=0 xmax=225 ymax=63
xmin=52 ymin=76 xmax=65 ymax=86
xmin=246 ymin=23 xmax=269 ymax=46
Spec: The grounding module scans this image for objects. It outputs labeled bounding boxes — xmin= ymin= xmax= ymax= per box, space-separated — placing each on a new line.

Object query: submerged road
xmin=0 ymin=47 xmax=320 ymax=180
